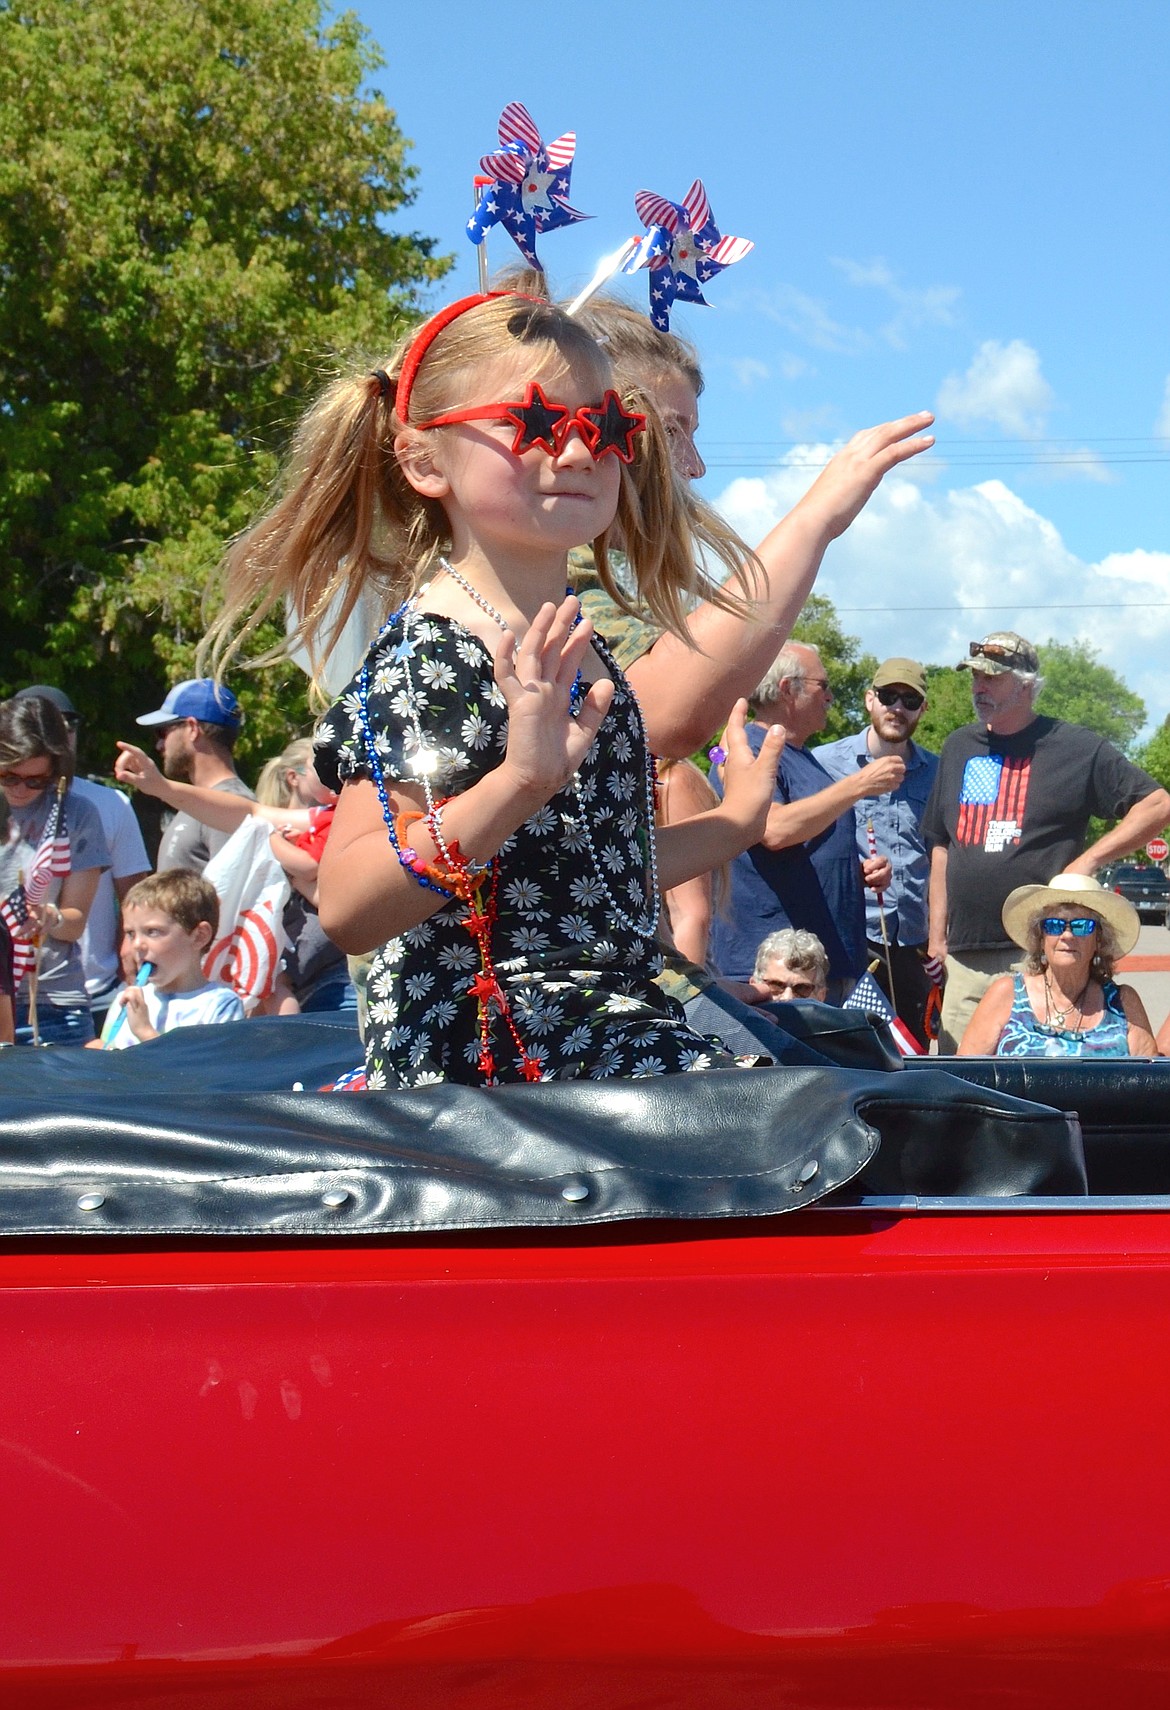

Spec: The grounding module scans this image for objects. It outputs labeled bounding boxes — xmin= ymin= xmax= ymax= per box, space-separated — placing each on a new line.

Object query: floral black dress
xmin=314 ymin=610 xmax=735 ymax=1087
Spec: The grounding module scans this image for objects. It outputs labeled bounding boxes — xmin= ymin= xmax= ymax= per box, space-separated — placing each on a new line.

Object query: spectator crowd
xmin=2 ymin=617 xmax=1168 ymax=1067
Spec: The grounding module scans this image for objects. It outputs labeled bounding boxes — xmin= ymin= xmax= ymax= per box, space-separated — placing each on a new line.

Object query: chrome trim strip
xmin=821 ymin=1195 xmax=1170 ymax=1213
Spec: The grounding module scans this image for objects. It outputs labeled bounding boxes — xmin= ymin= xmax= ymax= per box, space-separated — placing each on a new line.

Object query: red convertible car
xmin=0 ymin=1010 xmax=1166 ymax=1709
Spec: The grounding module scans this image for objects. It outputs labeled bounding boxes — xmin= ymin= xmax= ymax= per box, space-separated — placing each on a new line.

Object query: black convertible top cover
xmin=0 ymin=1018 xmax=1085 ymax=1237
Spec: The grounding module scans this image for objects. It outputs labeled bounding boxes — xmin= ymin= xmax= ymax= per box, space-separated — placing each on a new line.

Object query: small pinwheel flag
xmin=623 ymin=179 xmax=753 ymax=330
xmin=467 ymin=101 xmax=591 ymax=271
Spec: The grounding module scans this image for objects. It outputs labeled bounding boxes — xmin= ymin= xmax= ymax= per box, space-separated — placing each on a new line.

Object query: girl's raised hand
xmin=718 ymin=699 xmax=786 ymax=845
xmin=494 ymin=596 xmax=615 ymax=805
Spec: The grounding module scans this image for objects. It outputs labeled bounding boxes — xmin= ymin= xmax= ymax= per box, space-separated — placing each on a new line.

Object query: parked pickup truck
xmin=1 ymin=1013 xmax=1168 ymax=1710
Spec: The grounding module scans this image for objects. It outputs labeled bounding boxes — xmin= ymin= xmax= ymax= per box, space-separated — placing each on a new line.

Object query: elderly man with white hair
xmin=710 ymin=642 xmax=904 ymax=1005
xmin=923 ymin=630 xmax=1170 ymax=1052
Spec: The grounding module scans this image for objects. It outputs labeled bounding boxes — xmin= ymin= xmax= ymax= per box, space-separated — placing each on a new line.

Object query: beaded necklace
xmin=432 ymin=560 xmax=660 ymax=941
xmin=430 ymin=559 xmax=660 ymax=939
xmin=356 ymin=558 xmax=661 ymax=1081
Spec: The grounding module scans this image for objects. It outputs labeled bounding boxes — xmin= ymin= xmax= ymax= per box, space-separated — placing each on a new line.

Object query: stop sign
xmin=1146 ymin=837 xmax=1169 ymax=862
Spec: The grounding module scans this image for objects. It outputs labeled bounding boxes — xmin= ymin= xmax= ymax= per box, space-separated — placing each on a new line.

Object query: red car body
xmin=4 ymin=1198 xmax=1170 ymax=1708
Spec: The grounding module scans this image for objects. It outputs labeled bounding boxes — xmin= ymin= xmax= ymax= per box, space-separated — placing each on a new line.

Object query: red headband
xmin=393 ymin=291 xmax=545 ymax=425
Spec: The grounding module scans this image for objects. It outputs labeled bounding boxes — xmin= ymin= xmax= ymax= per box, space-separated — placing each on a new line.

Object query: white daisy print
xmin=680 ymin=1049 xmax=713 ymax=1072
xmin=404 ymin=970 xmax=435 ymax=999
xmin=524 ymin=804 xmax=557 ymax=837
xmin=503 ymin=877 xmax=545 ymax=916
xmin=569 ymin=874 xmax=607 ymax=907
xmin=560 ymin=815 xmax=588 ymax=852
xmin=461 ymin=710 xmax=492 ymax=750
xmin=631 ymin=1056 xmax=667 ymax=1077
xmin=438 ymin=943 xmax=479 ymax=970
xmin=510 ymin=926 xmax=552 ymax=953
xmin=559 ymin=912 xmax=596 ymax=943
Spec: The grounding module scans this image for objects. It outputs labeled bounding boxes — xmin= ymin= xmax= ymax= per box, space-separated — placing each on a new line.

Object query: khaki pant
xmin=939 ymin=947 xmax=1022 ymax=1053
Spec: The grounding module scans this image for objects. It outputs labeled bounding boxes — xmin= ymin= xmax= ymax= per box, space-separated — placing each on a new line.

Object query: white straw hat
xmin=1000 ymin=872 xmax=1140 ymax=957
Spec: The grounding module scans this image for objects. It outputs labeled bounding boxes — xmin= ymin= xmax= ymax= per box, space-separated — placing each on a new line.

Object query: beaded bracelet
xmin=394 ymin=811 xmax=458 ymax=896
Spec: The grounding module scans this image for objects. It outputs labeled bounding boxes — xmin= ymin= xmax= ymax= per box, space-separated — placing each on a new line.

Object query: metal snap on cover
xmin=77 ymin=1193 xmax=105 ymax=1211
xmin=321 ymin=1189 xmax=350 ymax=1208
xmin=561 ymin=1182 xmax=589 ymax=1203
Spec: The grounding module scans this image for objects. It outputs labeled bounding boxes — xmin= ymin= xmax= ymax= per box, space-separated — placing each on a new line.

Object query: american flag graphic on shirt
xmin=956 ymin=754 xmax=1032 ymax=849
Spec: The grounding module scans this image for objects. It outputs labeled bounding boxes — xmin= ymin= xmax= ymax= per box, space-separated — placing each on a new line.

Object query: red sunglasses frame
xmin=416 ymin=381 xmax=647 ymax=464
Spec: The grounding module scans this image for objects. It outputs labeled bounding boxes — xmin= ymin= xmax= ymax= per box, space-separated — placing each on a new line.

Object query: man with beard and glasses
xmin=816 ymin=658 xmax=938 ymax=1047
xmin=133 ymin=680 xmax=254 ymax=874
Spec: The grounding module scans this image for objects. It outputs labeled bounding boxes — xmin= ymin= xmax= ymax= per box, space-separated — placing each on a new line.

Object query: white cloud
xmin=780 ymin=404 xmax=839 ymax=440
xmin=1156 ymin=375 xmax=1170 ymax=439
xmin=714 ymin=451 xmax=1170 ymax=729
xmin=831 ymin=256 xmax=961 ymax=350
xmin=729 ymin=356 xmax=770 ymax=388
xmin=937 ymin=339 xmax=1054 ymax=437
xmin=779 ymin=354 xmax=814 ymax=381
xmin=746 ymin=284 xmax=869 ymax=355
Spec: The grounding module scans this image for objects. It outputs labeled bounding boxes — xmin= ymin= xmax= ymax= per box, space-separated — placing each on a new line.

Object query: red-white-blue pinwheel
xmin=623 ymin=180 xmax=753 ymax=331
xmin=466 ymin=102 xmax=591 ymax=271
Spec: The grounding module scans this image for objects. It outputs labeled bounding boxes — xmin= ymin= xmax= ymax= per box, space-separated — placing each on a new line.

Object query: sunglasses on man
xmin=968 ymin=641 xmax=1030 ymax=669
xmin=874 ymin=686 xmax=924 ymax=712
xmin=1039 ymin=916 xmax=1098 ymax=937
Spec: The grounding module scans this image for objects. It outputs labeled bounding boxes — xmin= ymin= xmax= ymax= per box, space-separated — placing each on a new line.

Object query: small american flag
xmin=0 ymin=784 xmax=71 ymax=988
xmin=0 ymin=886 xmax=34 ymax=987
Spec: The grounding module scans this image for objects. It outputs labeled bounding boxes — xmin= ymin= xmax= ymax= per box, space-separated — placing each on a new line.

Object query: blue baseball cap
xmin=136 ymin=678 xmax=242 ymax=730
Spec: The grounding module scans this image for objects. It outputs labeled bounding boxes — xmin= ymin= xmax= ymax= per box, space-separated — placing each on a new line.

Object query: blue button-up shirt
xmin=813 ymin=729 xmax=939 ymax=947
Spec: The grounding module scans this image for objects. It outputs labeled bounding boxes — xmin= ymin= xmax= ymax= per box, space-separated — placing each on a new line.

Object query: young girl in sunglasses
xmin=206 ymin=292 xmax=785 ymax=1086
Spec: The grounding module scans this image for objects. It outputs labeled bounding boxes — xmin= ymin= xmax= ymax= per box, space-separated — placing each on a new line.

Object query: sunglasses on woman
xmin=1039 ymin=916 xmax=1098 ymax=937
xmin=874 ymin=686 xmax=925 ymax=711
xmin=0 ymin=768 xmax=55 ymax=792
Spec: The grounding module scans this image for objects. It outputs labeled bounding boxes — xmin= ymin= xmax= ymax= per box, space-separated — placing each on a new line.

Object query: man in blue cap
xmin=134 ymin=680 xmax=254 ymax=873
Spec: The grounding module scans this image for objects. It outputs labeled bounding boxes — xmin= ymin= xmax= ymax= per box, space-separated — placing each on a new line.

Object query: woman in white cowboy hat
xmin=958 ymin=873 xmax=1157 ymax=1057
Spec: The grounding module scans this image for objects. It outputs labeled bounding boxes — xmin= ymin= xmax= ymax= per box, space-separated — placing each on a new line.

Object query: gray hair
xmin=1021 ymin=909 xmax=1117 ymax=981
xmin=753 ymin=927 xmax=830 ymax=986
xmin=1004 ymin=668 xmax=1045 ymax=700
xmin=753 ymin=644 xmax=819 ymax=708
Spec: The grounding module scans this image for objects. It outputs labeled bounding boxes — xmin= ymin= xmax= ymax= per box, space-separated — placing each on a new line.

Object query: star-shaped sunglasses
xmin=416 ymin=381 xmax=647 ymax=463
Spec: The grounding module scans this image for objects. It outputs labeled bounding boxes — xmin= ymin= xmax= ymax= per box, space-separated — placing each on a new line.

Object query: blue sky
xmin=354 ymin=0 xmax=1170 ymax=725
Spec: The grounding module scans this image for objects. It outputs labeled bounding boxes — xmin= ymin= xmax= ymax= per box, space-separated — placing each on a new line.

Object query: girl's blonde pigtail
xmin=201 ymin=372 xmax=430 ymax=693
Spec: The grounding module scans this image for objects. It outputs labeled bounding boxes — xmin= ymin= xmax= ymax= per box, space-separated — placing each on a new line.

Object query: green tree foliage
xmin=0 ymin=0 xmax=448 ymax=774
xmin=1035 ymin=639 xmax=1146 ymax=753
xmin=1136 ymin=717 xmax=1170 ymax=795
xmin=790 ymin=594 xmax=877 ymax=742
xmin=915 ymin=666 xmax=975 ymax=753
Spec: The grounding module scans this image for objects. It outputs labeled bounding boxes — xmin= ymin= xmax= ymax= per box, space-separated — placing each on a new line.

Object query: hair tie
xmin=369 ymin=369 xmax=393 ymax=401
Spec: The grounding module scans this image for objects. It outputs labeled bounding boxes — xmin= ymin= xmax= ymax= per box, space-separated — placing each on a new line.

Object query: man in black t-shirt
xmin=922 ymin=631 xmax=1170 ymax=1051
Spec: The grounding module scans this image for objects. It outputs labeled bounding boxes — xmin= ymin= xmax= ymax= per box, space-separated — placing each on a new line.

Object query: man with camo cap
xmin=922 ymin=630 xmax=1170 ymax=1050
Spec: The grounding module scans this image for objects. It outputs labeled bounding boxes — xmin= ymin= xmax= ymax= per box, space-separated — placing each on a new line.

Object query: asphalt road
xmin=1118 ymin=921 xmax=1170 ymax=1038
